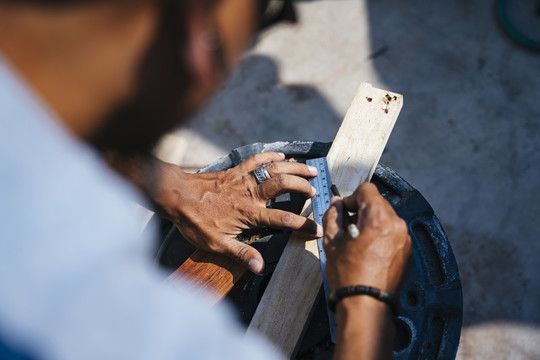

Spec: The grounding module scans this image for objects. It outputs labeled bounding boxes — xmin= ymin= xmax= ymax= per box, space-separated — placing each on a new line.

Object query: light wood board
xmin=246 ymin=83 xmax=403 ymax=357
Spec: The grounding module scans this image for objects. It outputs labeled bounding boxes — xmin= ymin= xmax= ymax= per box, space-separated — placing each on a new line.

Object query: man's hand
xmin=154 ymin=152 xmax=322 ymax=274
xmin=322 ymin=183 xmax=411 ymax=360
xmin=323 ymin=182 xmax=411 ymax=294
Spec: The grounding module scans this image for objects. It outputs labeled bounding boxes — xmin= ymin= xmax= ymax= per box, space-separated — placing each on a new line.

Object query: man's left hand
xmin=152 ymin=152 xmax=321 ymax=274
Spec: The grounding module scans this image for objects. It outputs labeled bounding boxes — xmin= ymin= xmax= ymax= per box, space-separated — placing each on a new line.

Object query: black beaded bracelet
xmin=327 ymin=285 xmax=399 ymax=316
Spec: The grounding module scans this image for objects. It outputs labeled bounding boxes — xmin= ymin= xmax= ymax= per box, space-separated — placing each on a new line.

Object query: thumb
xmin=223 ymin=240 xmax=265 ymax=274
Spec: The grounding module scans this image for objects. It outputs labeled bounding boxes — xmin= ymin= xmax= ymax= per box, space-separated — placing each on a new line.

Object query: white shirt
xmin=0 ymin=55 xmax=282 ymax=360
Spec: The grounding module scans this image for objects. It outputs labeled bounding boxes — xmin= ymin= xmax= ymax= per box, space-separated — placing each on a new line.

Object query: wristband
xmin=328 ymin=285 xmax=399 ymax=316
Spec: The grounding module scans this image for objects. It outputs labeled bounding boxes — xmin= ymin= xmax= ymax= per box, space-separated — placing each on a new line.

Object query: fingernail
xmin=277 ymin=152 xmax=285 ymax=158
xmin=307 ymin=165 xmax=318 ymax=175
xmin=248 ymin=259 xmax=263 ymax=273
xmin=316 ymin=224 xmax=324 ymax=237
xmin=311 ymin=186 xmax=317 ymax=196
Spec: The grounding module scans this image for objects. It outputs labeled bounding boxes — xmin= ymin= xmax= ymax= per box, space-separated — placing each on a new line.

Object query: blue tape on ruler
xmin=306 ymin=157 xmax=337 ymax=343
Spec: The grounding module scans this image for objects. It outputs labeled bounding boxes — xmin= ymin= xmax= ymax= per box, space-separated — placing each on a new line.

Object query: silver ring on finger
xmin=253 ymin=163 xmax=272 ymax=184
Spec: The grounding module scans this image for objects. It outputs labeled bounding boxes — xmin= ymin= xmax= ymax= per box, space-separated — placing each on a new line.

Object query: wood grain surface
xmin=167 ymin=249 xmax=250 ymax=305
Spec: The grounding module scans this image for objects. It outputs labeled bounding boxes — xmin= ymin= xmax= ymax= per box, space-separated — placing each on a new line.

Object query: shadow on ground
xmin=183 ymin=54 xmax=342 ymax=150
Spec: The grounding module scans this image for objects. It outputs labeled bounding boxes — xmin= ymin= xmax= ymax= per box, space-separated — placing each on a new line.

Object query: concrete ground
xmin=155 ymin=1 xmax=540 ymax=358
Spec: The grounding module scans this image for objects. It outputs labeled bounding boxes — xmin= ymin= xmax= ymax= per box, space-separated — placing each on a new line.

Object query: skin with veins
xmin=151 ymin=152 xmax=321 ymax=274
xmin=105 ymin=150 xmax=321 ymax=274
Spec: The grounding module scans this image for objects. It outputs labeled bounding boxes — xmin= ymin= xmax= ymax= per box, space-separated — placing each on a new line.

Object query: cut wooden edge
xmin=327 ymin=83 xmax=403 ymax=196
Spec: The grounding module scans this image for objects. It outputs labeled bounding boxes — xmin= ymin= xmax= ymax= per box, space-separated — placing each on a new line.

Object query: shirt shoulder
xmin=0 ymin=56 xmax=283 ymax=360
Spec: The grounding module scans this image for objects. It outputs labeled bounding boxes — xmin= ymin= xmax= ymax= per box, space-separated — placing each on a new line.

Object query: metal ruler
xmin=306 ymin=157 xmax=337 ymax=343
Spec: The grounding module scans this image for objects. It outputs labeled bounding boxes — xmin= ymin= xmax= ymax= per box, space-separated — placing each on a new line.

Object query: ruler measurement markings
xmin=306 ymin=157 xmax=338 ymax=343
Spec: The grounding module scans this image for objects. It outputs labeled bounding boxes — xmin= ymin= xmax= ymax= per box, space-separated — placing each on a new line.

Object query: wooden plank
xmin=246 ymin=83 xmax=403 ymax=356
xmin=166 ymin=231 xmax=270 ymax=304
xmin=167 ymin=249 xmax=250 ymax=305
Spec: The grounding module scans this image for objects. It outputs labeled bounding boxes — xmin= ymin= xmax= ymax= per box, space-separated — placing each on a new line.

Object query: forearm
xmin=334 ymin=296 xmax=395 ymax=360
xmin=103 ymin=151 xmax=186 ymax=213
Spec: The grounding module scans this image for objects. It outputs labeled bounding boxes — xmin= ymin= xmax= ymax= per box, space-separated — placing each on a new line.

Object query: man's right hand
xmin=322 ymin=183 xmax=412 ymax=360
xmin=322 ymin=182 xmax=411 ymax=295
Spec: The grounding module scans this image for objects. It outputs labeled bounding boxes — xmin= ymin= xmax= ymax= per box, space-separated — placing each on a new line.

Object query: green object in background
xmin=497 ymin=0 xmax=540 ymax=51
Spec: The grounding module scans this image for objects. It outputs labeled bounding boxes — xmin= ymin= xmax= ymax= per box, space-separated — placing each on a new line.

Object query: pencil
xmin=330 ymin=184 xmax=360 ymax=238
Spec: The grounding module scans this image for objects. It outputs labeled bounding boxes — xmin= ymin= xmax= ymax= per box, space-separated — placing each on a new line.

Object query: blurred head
xmin=0 ymin=0 xmax=293 ymax=153
xmin=93 ymin=0 xmax=263 ymax=153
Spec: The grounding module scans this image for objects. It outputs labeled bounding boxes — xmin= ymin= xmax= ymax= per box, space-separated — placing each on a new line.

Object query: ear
xmin=185 ymin=14 xmax=221 ymax=92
